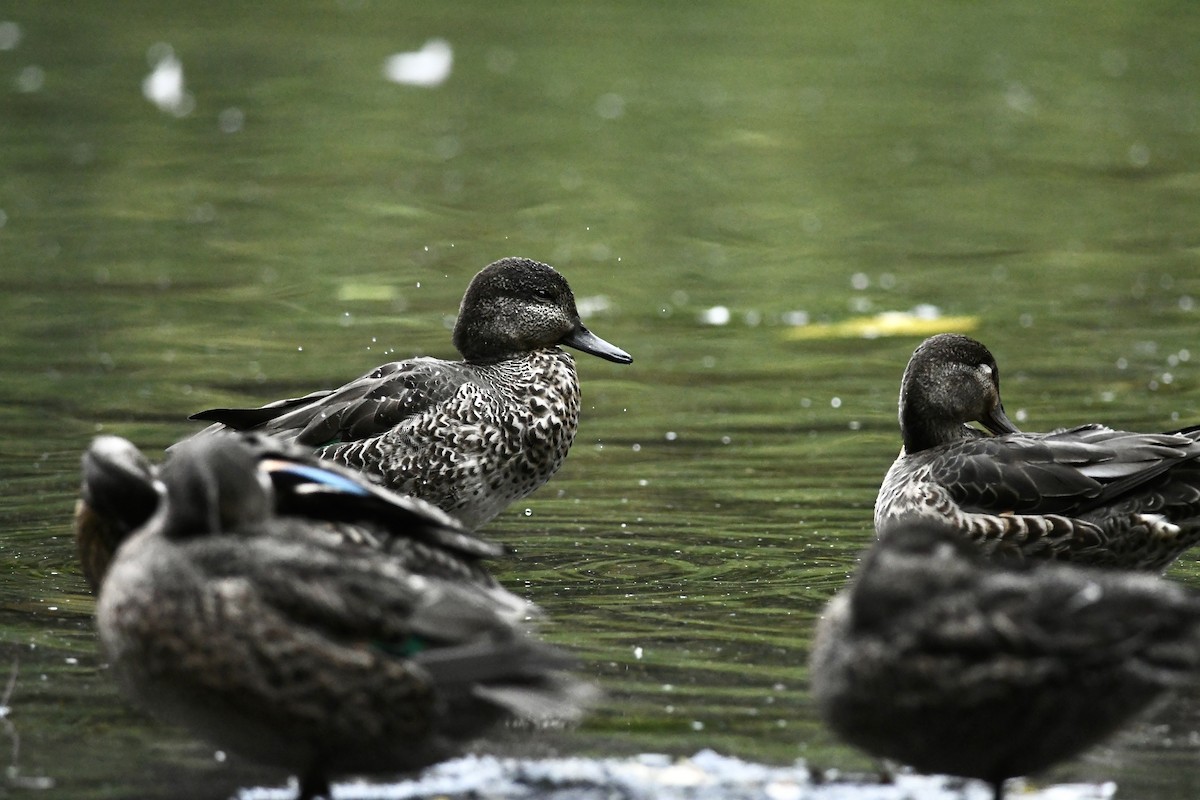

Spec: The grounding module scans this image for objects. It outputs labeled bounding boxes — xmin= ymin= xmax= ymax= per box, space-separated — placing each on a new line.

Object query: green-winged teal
xmin=94 ymin=434 xmax=593 ymax=800
xmin=875 ymin=333 xmax=1200 ymax=569
xmin=75 ymin=433 xmax=503 ymax=592
xmin=189 ymin=257 xmax=633 ymax=530
xmin=811 ymin=519 xmax=1200 ymax=800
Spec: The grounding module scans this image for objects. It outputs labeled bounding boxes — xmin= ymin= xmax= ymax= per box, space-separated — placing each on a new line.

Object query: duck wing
xmin=248 ymin=434 xmax=505 ymax=563
xmin=191 ymin=358 xmax=471 ymax=447
xmin=928 ymin=424 xmax=1200 ymax=517
xmin=188 ymin=533 xmax=587 ymax=720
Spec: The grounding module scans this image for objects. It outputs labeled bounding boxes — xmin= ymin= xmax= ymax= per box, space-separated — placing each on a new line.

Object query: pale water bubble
xmin=16 ymin=65 xmax=43 ymax=93
xmin=1005 ymin=80 xmax=1036 ymax=114
xmin=595 ymin=92 xmax=625 ymax=120
xmin=0 ymin=21 xmax=20 ymax=50
xmin=1100 ymin=49 xmax=1129 ymax=77
xmin=1128 ymin=143 xmax=1150 ymax=168
xmin=218 ymin=107 xmax=245 ymax=133
xmin=486 ymin=47 xmax=516 ymax=74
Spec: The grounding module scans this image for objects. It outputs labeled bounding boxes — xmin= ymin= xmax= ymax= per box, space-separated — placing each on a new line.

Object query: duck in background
xmin=190 ymin=257 xmax=633 ymax=530
xmin=93 ymin=433 xmax=594 ymax=800
xmin=810 ymin=518 xmax=1200 ymax=800
xmin=875 ymin=333 xmax=1200 ymax=569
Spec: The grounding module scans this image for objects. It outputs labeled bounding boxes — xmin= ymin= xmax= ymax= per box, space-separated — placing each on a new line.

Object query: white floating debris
xmin=142 ymin=43 xmax=193 ymax=116
xmin=383 ymin=39 xmax=453 ymax=87
xmin=699 ymin=305 xmax=731 ymax=326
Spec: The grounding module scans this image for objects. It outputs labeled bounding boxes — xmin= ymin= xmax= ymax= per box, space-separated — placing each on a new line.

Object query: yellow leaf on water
xmin=784 ymin=311 xmax=979 ymax=340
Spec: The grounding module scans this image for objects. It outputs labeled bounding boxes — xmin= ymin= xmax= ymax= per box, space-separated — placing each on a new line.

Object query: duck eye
xmin=532 ymin=289 xmax=556 ymax=303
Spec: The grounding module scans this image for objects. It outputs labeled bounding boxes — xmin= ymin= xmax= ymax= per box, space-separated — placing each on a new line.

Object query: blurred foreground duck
xmin=190 ymin=257 xmax=633 ymax=529
xmin=74 ymin=436 xmax=159 ymax=592
xmin=91 ymin=435 xmax=594 ymax=800
xmin=875 ymin=333 xmax=1200 ymax=569
xmin=810 ymin=519 xmax=1200 ymax=800
xmin=75 ymin=433 xmax=500 ymax=591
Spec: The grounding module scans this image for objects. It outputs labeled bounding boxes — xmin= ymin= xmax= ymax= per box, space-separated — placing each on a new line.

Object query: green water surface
xmin=3 ymin=2 xmax=1200 ymax=798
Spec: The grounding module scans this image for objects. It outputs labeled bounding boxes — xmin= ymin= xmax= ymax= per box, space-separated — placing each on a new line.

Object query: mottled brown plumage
xmin=190 ymin=257 xmax=632 ymax=530
xmin=876 ymin=333 xmax=1200 ymax=569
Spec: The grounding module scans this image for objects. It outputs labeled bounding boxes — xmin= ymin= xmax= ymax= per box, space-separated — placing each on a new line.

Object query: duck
xmin=94 ymin=433 xmax=594 ymax=800
xmin=810 ymin=518 xmax=1200 ymax=800
xmin=189 ymin=257 xmax=633 ymax=530
xmin=75 ymin=433 xmax=504 ymax=592
xmin=74 ymin=436 xmax=160 ymax=592
xmin=875 ymin=333 xmax=1200 ymax=570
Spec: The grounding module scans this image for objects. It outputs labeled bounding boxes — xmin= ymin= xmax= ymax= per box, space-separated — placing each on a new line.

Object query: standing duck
xmin=875 ymin=333 xmax=1200 ymax=569
xmin=95 ymin=434 xmax=593 ymax=800
xmin=811 ymin=519 xmax=1200 ymax=800
xmin=190 ymin=257 xmax=633 ymax=530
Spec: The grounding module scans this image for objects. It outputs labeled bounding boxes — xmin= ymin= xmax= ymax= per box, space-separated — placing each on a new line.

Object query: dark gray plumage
xmin=190 ymin=257 xmax=633 ymax=530
xmin=94 ymin=435 xmax=593 ymax=800
xmin=75 ymin=433 xmax=503 ymax=591
xmin=876 ymin=333 xmax=1200 ymax=569
xmin=810 ymin=519 xmax=1200 ymax=800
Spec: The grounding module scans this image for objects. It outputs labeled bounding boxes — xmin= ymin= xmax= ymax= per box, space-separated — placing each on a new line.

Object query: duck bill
xmin=561 ymin=325 xmax=633 ymax=364
xmin=981 ymin=404 xmax=1020 ymax=435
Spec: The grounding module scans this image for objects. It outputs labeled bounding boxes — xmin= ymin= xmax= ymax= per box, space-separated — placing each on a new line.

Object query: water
xmin=3 ymin=1 xmax=1200 ymax=797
